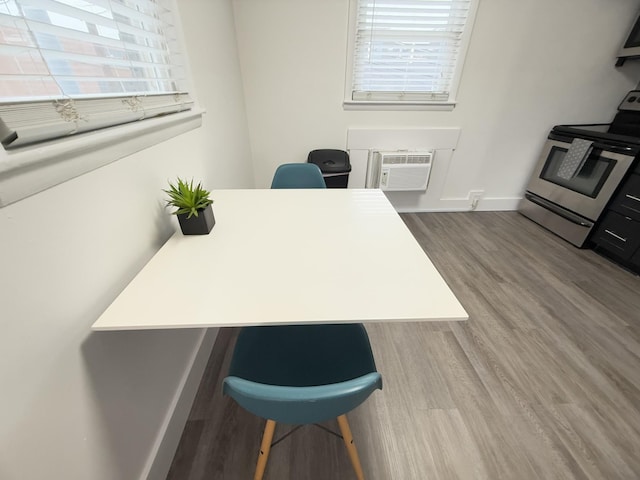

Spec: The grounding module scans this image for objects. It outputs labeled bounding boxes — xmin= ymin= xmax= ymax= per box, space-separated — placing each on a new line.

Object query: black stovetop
xmin=551 ymin=90 xmax=640 ymax=150
xmin=553 ymin=124 xmax=640 ymax=148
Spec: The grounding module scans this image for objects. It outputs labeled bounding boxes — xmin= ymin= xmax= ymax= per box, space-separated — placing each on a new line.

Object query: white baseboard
xmin=394 ymin=196 xmax=522 ymax=213
xmin=141 ymin=327 xmax=219 ymax=480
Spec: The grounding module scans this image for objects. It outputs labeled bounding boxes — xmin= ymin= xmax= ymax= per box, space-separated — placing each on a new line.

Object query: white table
xmin=92 ymin=189 xmax=467 ymax=330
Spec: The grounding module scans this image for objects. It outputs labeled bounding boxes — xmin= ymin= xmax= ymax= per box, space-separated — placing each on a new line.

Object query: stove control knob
xmin=628 ymin=96 xmax=637 ymax=102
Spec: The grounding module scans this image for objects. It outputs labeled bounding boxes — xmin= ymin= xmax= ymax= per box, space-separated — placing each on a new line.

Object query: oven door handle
xmin=525 ymin=193 xmax=593 ymax=227
xmin=591 ymin=142 xmax=635 ymax=154
xmin=551 ymin=139 xmax=634 ymax=155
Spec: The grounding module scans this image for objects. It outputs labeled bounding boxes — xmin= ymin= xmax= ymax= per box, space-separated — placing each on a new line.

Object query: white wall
xmin=0 ymin=1 xmax=253 ymax=479
xmin=233 ymin=0 xmax=640 ymax=211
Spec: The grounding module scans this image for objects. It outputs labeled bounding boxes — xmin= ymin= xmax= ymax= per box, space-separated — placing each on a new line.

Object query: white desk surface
xmin=92 ymin=189 xmax=468 ymax=331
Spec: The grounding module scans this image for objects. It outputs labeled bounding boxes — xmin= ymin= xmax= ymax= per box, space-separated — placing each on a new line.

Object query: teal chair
xmin=270 ymin=163 xmax=326 ymax=189
xmin=223 ymin=324 xmax=382 ymax=480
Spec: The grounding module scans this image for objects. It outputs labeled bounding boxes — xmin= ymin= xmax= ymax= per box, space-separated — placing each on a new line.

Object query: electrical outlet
xmin=469 ymin=190 xmax=484 ymax=210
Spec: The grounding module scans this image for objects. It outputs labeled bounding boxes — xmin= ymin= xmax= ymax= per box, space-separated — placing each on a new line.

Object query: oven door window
xmin=539 ymin=146 xmax=616 ymax=198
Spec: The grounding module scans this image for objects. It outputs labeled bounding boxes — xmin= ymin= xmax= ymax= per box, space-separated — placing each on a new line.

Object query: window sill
xmin=0 ymin=109 xmax=204 ymax=208
xmin=343 ymin=101 xmax=456 ymax=112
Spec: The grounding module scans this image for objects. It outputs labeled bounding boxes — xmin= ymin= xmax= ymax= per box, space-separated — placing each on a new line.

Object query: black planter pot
xmin=177 ymin=205 xmax=215 ymax=235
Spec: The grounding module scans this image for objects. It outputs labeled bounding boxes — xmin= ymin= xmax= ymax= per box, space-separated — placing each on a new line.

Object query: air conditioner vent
xmin=368 ymin=150 xmax=433 ymax=191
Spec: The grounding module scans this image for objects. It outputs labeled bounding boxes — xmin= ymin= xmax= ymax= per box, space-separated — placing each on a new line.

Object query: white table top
xmin=92 ymin=189 xmax=468 ymax=330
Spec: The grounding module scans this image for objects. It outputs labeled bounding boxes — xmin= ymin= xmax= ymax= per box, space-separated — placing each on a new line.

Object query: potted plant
xmin=164 ymin=178 xmax=215 ymax=235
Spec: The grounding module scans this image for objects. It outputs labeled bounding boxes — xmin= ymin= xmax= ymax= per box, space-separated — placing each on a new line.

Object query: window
xmin=0 ymin=0 xmax=193 ymax=148
xmin=344 ymin=0 xmax=477 ymax=109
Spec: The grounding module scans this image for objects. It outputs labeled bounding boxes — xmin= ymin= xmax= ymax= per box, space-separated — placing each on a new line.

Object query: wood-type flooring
xmin=166 ymin=211 xmax=640 ymax=480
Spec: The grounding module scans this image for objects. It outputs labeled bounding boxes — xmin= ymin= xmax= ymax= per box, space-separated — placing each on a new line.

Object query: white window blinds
xmin=0 ymin=0 xmax=192 ymax=148
xmin=350 ymin=0 xmax=472 ymax=103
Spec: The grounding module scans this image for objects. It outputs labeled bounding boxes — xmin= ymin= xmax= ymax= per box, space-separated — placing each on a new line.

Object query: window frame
xmin=343 ymin=0 xmax=479 ymax=111
xmin=0 ymin=107 xmax=203 ymax=207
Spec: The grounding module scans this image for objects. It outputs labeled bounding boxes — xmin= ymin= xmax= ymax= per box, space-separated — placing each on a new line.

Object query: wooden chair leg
xmin=254 ymin=419 xmax=276 ymax=480
xmin=337 ymin=414 xmax=365 ymax=480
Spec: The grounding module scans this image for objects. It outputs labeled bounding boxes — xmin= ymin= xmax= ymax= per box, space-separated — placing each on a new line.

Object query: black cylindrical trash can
xmin=307 ymin=149 xmax=351 ymax=188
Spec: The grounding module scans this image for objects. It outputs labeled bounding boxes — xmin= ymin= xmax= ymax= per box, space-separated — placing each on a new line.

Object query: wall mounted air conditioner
xmin=367 ymin=151 xmax=433 ymax=191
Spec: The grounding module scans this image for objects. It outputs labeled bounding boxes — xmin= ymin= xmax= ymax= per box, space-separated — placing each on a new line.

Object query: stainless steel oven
xmin=520 ymin=91 xmax=640 ymax=247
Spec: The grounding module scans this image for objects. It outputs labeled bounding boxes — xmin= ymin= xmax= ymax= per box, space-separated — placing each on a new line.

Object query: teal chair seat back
xmin=270 ymin=163 xmax=326 ymax=189
xmin=223 ymin=324 xmax=382 ymax=425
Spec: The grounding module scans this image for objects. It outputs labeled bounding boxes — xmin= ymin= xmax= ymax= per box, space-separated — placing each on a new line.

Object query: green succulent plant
xmin=164 ymin=178 xmax=213 ymax=219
